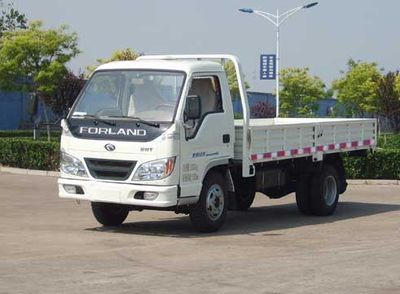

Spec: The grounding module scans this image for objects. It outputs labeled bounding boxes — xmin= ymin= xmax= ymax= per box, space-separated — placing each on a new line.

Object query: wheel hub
xmin=206 ymin=184 xmax=224 ymax=221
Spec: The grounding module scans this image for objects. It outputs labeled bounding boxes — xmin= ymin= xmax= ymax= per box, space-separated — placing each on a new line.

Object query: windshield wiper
xmin=108 ymin=115 xmax=160 ymax=128
xmin=72 ymin=114 xmax=116 ymax=126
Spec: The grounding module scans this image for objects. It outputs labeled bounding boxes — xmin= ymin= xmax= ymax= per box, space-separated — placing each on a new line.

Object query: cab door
xmin=179 ymin=73 xmax=234 ymax=198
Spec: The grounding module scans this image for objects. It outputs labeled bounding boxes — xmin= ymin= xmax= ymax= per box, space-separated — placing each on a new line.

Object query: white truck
xmin=58 ymin=54 xmax=377 ymax=232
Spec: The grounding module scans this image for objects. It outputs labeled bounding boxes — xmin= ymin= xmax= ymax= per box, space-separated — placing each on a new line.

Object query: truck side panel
xmin=234 ymin=118 xmax=376 ymax=163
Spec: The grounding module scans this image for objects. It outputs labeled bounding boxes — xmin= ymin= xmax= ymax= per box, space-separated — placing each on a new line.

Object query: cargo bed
xmin=234 ymin=118 xmax=377 ymax=162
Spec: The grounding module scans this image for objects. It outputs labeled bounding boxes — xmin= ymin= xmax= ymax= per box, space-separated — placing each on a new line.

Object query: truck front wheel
xmin=91 ymin=202 xmax=129 ymax=226
xmin=189 ymin=171 xmax=228 ymax=233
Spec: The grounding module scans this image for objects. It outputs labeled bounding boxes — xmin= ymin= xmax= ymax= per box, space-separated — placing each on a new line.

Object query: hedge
xmin=0 ymin=138 xmax=60 ymax=170
xmin=378 ymin=133 xmax=400 ymax=149
xmin=343 ymin=149 xmax=400 ymax=179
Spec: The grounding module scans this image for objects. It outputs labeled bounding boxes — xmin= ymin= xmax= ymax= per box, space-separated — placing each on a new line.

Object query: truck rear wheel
xmin=309 ymin=164 xmax=340 ymax=216
xmin=91 ymin=202 xmax=129 ymax=226
xmin=189 ymin=171 xmax=228 ymax=233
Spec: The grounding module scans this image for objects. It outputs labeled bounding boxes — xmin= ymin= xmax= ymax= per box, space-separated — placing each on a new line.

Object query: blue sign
xmin=260 ymin=54 xmax=276 ymax=80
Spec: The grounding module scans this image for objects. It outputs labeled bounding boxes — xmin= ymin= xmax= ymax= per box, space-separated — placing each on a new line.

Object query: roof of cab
xmin=95 ymin=59 xmax=225 ymax=74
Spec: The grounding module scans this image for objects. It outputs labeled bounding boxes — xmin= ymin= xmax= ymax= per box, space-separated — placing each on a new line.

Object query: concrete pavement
xmin=0 ymin=172 xmax=399 ymax=294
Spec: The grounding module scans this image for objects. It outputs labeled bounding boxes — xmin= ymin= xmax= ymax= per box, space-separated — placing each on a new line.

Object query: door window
xmin=184 ymin=76 xmax=223 ymax=138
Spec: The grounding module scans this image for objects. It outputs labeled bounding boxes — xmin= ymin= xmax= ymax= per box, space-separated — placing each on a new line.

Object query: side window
xmin=184 ymin=76 xmax=223 ymax=138
xmin=188 ymin=76 xmax=223 ymax=115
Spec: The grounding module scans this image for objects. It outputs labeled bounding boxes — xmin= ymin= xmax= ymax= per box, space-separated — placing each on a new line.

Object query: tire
xmin=309 ymin=164 xmax=340 ymax=216
xmin=91 ymin=202 xmax=129 ymax=226
xmin=295 ymin=175 xmax=312 ymax=215
xmin=189 ymin=171 xmax=228 ymax=233
xmin=234 ymin=176 xmax=256 ymax=211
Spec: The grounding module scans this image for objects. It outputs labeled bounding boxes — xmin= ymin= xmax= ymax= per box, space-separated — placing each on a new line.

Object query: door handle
xmin=223 ymin=134 xmax=230 ymax=143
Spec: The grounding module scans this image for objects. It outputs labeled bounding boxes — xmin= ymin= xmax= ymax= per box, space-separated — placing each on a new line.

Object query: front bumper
xmin=58 ymin=178 xmax=178 ymax=207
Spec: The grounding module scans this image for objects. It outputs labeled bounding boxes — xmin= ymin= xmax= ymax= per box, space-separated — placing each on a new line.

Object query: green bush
xmin=378 ymin=133 xmax=400 ymax=149
xmin=344 ymin=133 xmax=400 ymax=179
xmin=0 ymin=138 xmax=60 ymax=170
xmin=344 ymin=149 xmax=400 ymax=179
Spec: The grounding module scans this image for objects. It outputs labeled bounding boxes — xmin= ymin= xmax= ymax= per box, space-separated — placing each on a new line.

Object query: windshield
xmin=72 ymin=70 xmax=185 ymax=122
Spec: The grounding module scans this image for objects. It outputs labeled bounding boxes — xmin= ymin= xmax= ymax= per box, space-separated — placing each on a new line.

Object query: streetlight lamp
xmin=239 ymin=2 xmax=318 ymax=117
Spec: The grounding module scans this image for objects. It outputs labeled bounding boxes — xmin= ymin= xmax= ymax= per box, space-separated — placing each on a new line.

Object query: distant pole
xmin=239 ymin=2 xmax=318 ymax=117
xmin=276 ymin=9 xmax=280 ymax=117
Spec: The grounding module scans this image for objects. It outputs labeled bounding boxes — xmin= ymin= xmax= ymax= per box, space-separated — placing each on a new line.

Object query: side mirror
xmin=185 ymin=95 xmax=201 ymax=121
xmin=28 ymin=93 xmax=38 ymax=116
xmin=60 ymin=118 xmax=69 ymax=132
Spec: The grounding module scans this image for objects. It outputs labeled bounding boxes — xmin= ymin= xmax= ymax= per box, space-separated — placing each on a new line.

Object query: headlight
xmin=60 ymin=151 xmax=88 ymax=177
xmin=132 ymin=157 xmax=175 ymax=181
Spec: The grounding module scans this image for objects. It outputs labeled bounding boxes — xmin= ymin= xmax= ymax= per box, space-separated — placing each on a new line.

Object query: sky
xmin=15 ymin=0 xmax=400 ymax=93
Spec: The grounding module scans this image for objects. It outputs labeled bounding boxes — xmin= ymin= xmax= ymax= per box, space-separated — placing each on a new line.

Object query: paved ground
xmin=0 ymin=173 xmax=399 ymax=294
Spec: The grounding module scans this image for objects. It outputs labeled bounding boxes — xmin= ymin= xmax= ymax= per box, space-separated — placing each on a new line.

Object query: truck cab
xmin=59 ymin=56 xmax=239 ymax=231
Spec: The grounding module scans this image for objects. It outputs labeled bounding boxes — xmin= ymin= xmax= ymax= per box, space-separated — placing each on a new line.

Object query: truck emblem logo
xmin=104 ymin=143 xmax=116 ymax=151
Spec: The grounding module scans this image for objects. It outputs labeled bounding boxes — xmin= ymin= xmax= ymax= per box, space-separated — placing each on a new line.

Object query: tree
xmin=279 ymin=67 xmax=325 ymax=117
xmin=324 ymin=88 xmax=334 ymax=99
xmin=332 ymin=59 xmax=382 ymax=117
xmin=86 ymin=48 xmax=140 ymax=75
xmin=0 ymin=21 xmax=80 ymax=139
xmin=395 ymin=75 xmax=400 ymax=95
xmin=224 ymin=61 xmax=250 ymax=100
xmin=375 ymin=71 xmax=400 ymax=133
xmin=251 ymin=101 xmax=275 ymax=118
xmin=0 ymin=21 xmax=80 ymax=94
xmin=0 ymin=0 xmax=27 ymax=37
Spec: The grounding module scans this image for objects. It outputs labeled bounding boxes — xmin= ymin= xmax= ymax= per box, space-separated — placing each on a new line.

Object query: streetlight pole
xmin=276 ymin=9 xmax=280 ymax=118
xmin=239 ymin=2 xmax=318 ymax=118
